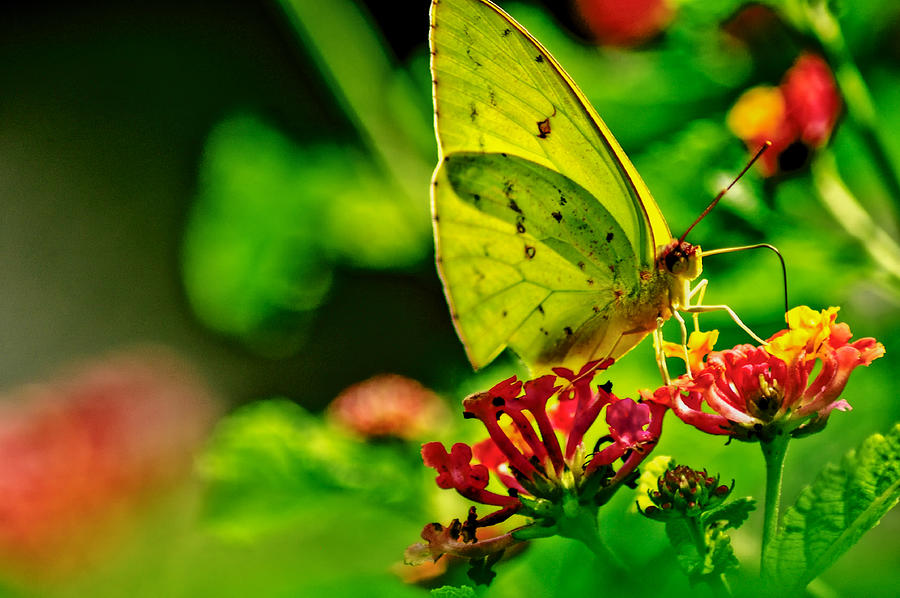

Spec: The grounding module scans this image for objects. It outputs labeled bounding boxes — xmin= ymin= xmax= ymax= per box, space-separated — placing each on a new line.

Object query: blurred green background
xmin=0 ymin=0 xmax=897 ymax=596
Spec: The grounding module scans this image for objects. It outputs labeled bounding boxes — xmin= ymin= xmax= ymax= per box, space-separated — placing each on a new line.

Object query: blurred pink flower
xmin=0 ymin=349 xmax=216 ymax=578
xmin=327 ymin=374 xmax=448 ymax=441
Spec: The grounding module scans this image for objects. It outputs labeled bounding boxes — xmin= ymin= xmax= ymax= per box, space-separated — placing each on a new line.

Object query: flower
xmin=727 ymin=53 xmax=841 ymax=176
xmin=640 ymin=462 xmax=732 ymax=521
xmin=327 ymin=374 xmax=448 ymax=441
xmin=407 ymin=360 xmax=667 ymax=564
xmin=644 ymin=307 xmax=884 ymax=440
xmin=574 ymin=0 xmax=675 ymax=47
xmin=0 ymin=350 xmax=216 ymax=578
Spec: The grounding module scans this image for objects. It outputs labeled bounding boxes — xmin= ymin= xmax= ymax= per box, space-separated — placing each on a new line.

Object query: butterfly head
xmin=660 ymin=240 xmax=702 ymax=282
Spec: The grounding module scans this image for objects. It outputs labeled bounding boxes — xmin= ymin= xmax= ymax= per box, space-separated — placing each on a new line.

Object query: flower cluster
xmin=405 ymin=360 xmax=667 ymax=565
xmin=644 ymin=306 xmax=884 ymax=441
xmin=640 ymin=463 xmax=732 ymax=521
xmin=727 ymin=53 xmax=842 ymax=176
xmin=327 ymin=374 xmax=448 ymax=441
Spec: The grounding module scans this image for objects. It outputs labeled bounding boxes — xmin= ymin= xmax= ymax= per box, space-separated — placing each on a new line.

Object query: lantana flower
xmin=405 ymin=360 xmax=667 ymax=566
xmin=327 ymin=374 xmax=448 ymax=441
xmin=644 ymin=306 xmax=884 ymax=441
xmin=574 ymin=0 xmax=676 ymax=47
xmin=727 ymin=53 xmax=842 ymax=176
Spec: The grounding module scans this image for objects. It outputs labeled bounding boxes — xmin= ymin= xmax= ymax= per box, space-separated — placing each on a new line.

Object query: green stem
xmin=760 ymin=432 xmax=791 ymax=579
xmin=686 ymin=517 xmax=732 ymax=598
xmin=811 ymin=153 xmax=900 ymax=283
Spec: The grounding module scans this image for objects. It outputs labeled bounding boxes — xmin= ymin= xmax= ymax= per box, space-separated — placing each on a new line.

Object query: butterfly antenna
xmin=678 ymin=141 xmax=772 ymax=244
xmin=702 ymin=243 xmax=790 ymax=314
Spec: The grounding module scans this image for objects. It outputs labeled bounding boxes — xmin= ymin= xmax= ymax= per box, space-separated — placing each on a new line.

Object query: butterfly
xmin=429 ymin=0 xmax=763 ymax=375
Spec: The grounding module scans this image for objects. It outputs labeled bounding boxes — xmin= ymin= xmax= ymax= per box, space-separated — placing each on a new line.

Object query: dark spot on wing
xmin=606 ymin=232 xmax=614 ymax=242
xmin=551 ymin=211 xmax=562 ymax=223
xmin=535 ymin=55 xmax=544 ymax=63
xmin=558 ymin=193 xmax=567 ymax=206
xmin=502 ymin=28 xmax=511 ymax=37
xmin=470 ymin=103 xmax=478 ymax=122
xmin=609 ymin=265 xmax=615 ymax=273
xmin=524 ymin=245 xmax=536 ymax=259
xmin=577 ymin=261 xmax=585 ymax=270
xmin=564 ymin=326 xmax=573 ymax=336
xmin=502 ymin=310 xmax=507 ymax=317
xmin=540 ymin=327 xmax=549 ymax=336
xmin=537 ymin=118 xmax=551 ymax=139
xmin=501 ymin=152 xmax=508 ymax=158
xmin=433 ymin=214 xmax=440 ymax=222
xmin=473 ymin=193 xmax=481 ymax=204
xmin=614 ymin=289 xmax=624 ymax=299
xmin=537 ymin=305 xmax=544 ymax=315
xmin=504 ymin=181 xmax=515 ymax=197
xmin=489 ymin=88 xmax=497 ymax=106
xmin=466 ymin=47 xmax=482 ymax=67
xmin=508 ymin=198 xmax=521 ymax=213
xmin=592 ymin=306 xmax=600 ymax=313
xmin=516 ymin=222 xmax=526 ymax=234
xmin=587 ymin=279 xmax=594 ymax=286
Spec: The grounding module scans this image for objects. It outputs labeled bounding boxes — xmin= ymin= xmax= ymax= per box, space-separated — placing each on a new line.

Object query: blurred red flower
xmin=327 ymin=374 xmax=448 ymax=441
xmin=0 ymin=349 xmax=216 ymax=578
xmin=574 ymin=0 xmax=675 ymax=46
xmin=728 ymin=53 xmax=842 ymax=175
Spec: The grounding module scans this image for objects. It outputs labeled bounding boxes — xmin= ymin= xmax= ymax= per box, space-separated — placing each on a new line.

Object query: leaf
xmin=766 ymin=423 xmax=900 ymax=589
xmin=198 ymin=399 xmax=422 ymax=539
xmin=701 ymin=497 xmax=756 ymax=530
xmin=665 ymin=515 xmax=741 ymax=584
xmin=431 ymin=585 xmax=478 ymax=598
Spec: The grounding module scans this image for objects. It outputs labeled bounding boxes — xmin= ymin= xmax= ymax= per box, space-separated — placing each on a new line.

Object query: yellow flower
xmin=662 ymin=330 xmax=719 ymax=374
xmin=766 ymin=306 xmax=840 ymax=364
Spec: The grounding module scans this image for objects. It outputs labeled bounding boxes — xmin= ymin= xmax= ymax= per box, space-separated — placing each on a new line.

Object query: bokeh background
xmin=0 ymin=0 xmax=897 ymax=596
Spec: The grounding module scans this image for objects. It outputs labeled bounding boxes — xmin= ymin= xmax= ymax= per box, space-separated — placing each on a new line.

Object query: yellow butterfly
xmin=429 ymin=0 xmax=765 ymax=375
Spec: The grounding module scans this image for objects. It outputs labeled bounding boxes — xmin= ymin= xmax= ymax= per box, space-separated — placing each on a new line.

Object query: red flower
xmin=410 ymin=360 xmax=667 ymax=563
xmin=574 ymin=0 xmax=675 ymax=47
xmin=727 ymin=53 xmax=842 ymax=176
xmin=327 ymin=374 xmax=448 ymax=441
xmin=644 ymin=307 xmax=884 ymax=440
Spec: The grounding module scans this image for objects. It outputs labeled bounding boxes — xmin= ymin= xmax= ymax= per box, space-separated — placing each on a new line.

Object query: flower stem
xmin=685 ymin=518 xmax=732 ymax=597
xmin=759 ymin=431 xmax=791 ymax=579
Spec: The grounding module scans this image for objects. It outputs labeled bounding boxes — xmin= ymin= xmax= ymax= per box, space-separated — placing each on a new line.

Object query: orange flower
xmin=727 ymin=53 xmax=842 ymax=176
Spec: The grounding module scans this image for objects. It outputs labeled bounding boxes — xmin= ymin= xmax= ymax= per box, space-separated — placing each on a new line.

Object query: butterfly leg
xmin=686 ymin=279 xmax=708 ymax=333
xmin=652 ymin=318 xmax=671 ymax=385
xmin=682 ymin=303 xmax=767 ymax=345
xmin=671 ymin=309 xmax=693 ymax=379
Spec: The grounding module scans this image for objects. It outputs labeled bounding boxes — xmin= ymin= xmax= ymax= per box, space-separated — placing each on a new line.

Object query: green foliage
xmin=181 ymin=114 xmax=431 ymax=355
xmin=702 ymin=497 xmax=756 ymax=530
xmin=661 ymin=498 xmax=755 ymax=586
xmin=432 ymin=586 xmax=478 ymax=598
xmin=198 ymin=398 xmax=424 ymax=540
xmin=764 ymin=423 xmax=900 ymax=590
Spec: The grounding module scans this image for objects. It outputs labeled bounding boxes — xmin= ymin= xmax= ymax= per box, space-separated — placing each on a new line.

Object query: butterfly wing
xmin=431 ymin=0 xmax=673 ymax=370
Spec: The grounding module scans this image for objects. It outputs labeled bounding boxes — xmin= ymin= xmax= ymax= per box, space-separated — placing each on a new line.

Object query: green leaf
xmin=431 ymin=586 xmax=477 ymax=598
xmin=198 ymin=398 xmax=422 ymax=540
xmin=766 ymin=423 xmax=900 ymax=589
xmin=665 ymin=518 xmax=704 ymax=577
xmin=701 ymin=497 xmax=756 ymax=530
